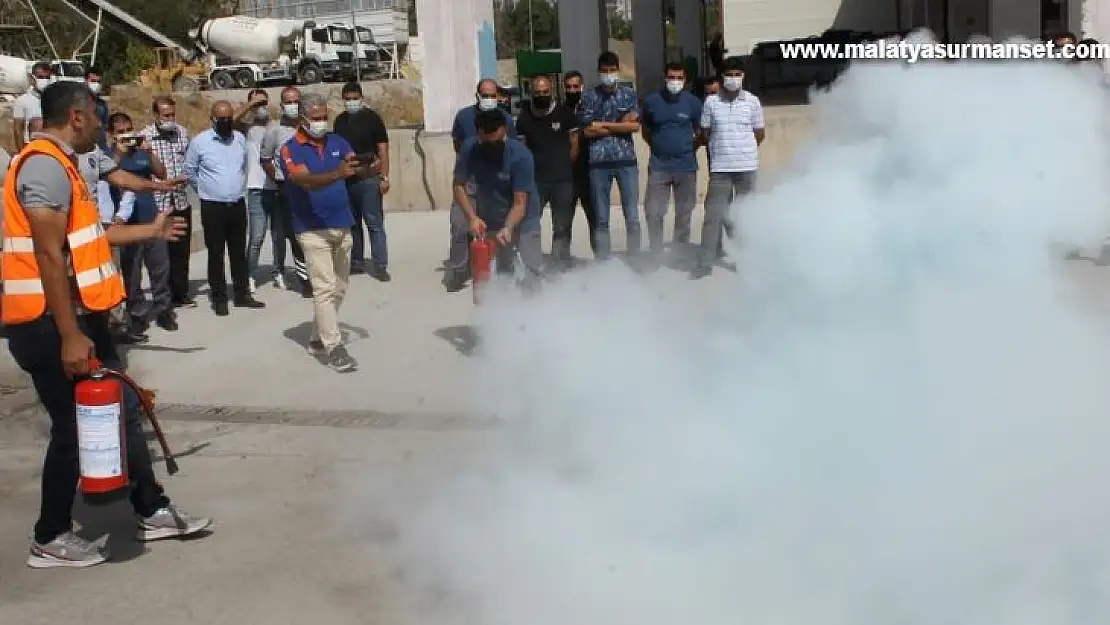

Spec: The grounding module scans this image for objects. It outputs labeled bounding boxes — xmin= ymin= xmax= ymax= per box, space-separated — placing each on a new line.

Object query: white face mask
xmin=254 ymin=106 xmax=270 ymax=120
xmin=665 ymin=79 xmax=684 ymax=94
xmin=305 ymin=120 xmax=329 ymax=138
xmin=477 ymin=97 xmax=498 ymax=111
xmin=282 ymin=103 xmax=299 ymax=118
xmin=599 ymin=72 xmax=619 ymax=87
xmin=87 ymin=81 xmax=102 ymax=95
xmin=33 ymin=78 xmax=52 ymax=92
xmin=723 ymin=76 xmax=743 ymax=92
xmin=157 ymin=120 xmax=176 ymax=132
xmin=343 ymin=99 xmax=362 ymax=113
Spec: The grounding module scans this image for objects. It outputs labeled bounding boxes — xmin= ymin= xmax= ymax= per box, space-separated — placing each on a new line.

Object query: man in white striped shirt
xmin=695 ymin=56 xmax=765 ymax=279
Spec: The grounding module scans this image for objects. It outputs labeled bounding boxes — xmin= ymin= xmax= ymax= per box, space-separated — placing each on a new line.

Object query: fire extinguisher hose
xmin=86 ymin=359 xmax=179 ymax=476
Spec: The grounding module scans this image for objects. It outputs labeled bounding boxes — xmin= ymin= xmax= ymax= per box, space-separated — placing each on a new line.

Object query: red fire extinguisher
xmin=470 ymin=235 xmax=498 ymax=304
xmin=74 ymin=359 xmax=179 ymax=496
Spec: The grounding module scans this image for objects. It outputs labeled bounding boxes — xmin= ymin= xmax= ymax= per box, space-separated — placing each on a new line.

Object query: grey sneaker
xmin=307 ymin=338 xmax=326 ymax=356
xmin=137 ymin=504 xmax=212 ymax=542
xmin=327 ymin=346 xmax=357 ymax=373
xmin=27 ymin=532 xmax=107 ymax=569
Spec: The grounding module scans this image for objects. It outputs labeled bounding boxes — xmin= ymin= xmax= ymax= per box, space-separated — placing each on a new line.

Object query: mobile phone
xmin=353 ymin=152 xmax=377 ymax=164
xmin=117 ymin=133 xmax=142 ymax=148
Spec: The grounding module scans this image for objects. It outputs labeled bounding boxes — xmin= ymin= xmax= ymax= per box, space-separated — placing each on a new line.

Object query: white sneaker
xmin=273 ymin=273 xmax=287 ymax=290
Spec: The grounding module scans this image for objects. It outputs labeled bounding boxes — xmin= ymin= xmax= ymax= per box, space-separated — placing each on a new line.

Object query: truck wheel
xmin=211 ymin=71 xmax=235 ymax=90
xmin=298 ymin=64 xmax=321 ymax=84
xmin=172 ymin=75 xmax=200 ymax=93
xmin=235 ymin=69 xmax=256 ymax=89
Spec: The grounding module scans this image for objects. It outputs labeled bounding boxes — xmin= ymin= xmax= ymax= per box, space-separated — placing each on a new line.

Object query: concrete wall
xmin=414 ymin=0 xmax=494 ymax=133
xmin=380 ymin=104 xmax=816 ymax=212
xmin=722 ymin=0 xmax=898 ymax=55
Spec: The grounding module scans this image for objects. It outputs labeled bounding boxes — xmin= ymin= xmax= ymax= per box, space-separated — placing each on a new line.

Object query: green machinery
xmin=515 ymin=49 xmax=564 ymax=100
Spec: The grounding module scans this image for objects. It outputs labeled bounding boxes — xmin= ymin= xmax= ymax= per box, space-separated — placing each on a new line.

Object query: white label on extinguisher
xmin=76 ymin=402 xmax=123 ymax=479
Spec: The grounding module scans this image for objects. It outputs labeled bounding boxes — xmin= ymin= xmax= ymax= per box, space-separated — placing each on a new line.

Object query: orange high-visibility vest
xmin=1 ymin=137 xmax=125 ymax=324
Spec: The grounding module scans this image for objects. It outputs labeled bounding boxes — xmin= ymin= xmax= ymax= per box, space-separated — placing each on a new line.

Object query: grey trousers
xmin=699 ymin=170 xmax=756 ymax=268
xmin=120 ymin=240 xmax=173 ymax=322
xmin=643 ymin=169 xmax=697 ymax=251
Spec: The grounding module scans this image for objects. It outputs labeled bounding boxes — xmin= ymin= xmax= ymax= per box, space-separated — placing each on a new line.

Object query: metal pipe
xmin=24 ymin=0 xmax=59 ymax=58
xmin=91 ymin=8 xmax=102 ymax=64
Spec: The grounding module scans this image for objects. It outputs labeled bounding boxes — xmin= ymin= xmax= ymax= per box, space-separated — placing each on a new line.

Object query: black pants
xmin=167 ymin=204 xmax=192 ymax=303
xmin=200 ymin=199 xmax=250 ymax=302
xmin=6 ymin=313 xmax=169 ymax=544
xmin=274 ymin=186 xmax=308 ymax=281
xmin=538 ymin=181 xmax=576 ymax=262
xmin=572 ymin=162 xmax=598 ymax=253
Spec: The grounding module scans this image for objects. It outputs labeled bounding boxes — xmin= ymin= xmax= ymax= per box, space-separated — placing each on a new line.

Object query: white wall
xmin=416 ymin=0 xmax=489 ymax=133
xmin=721 ymin=0 xmax=897 ymax=55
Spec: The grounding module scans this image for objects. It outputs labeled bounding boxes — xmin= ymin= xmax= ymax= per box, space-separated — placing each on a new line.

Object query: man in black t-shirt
xmin=517 ymin=75 xmax=580 ymax=268
xmin=333 ymin=82 xmax=391 ymax=281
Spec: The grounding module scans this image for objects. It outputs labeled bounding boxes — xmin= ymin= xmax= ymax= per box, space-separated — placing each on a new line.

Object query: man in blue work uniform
xmin=580 ymin=50 xmax=642 ymax=260
xmin=452 ymin=110 xmax=544 ymax=285
xmin=444 ymin=78 xmax=519 ymax=292
xmin=641 ymin=61 xmax=702 ymax=259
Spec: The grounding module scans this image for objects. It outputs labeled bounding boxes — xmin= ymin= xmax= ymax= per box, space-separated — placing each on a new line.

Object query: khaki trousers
xmin=297 ymin=228 xmax=353 ymax=352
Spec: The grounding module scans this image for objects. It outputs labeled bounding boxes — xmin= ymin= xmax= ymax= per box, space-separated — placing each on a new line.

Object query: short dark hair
xmin=1048 ymin=30 xmax=1077 ymax=42
xmin=564 ymin=70 xmax=583 ymax=82
xmin=722 ymin=56 xmax=746 ymax=73
xmin=31 ymin=61 xmax=51 ymax=75
xmin=41 ymin=81 xmax=93 ymax=128
xmin=597 ymin=50 xmax=619 ymax=69
xmin=476 ymin=109 xmax=506 ymax=134
xmin=107 ymin=112 xmax=132 ymax=128
xmin=152 ymin=95 xmax=175 ymax=112
xmin=247 ymin=88 xmax=268 ymax=101
xmin=85 ymin=65 xmax=103 ymax=79
xmin=705 ymin=75 xmax=721 ymax=85
xmin=476 ymin=78 xmax=498 ymax=93
xmin=341 ymin=81 xmax=362 ymax=96
xmin=664 ymin=61 xmax=685 ymax=74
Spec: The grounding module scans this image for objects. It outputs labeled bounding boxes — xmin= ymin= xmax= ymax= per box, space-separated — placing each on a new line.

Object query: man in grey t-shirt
xmin=259 ymin=85 xmax=309 ymax=294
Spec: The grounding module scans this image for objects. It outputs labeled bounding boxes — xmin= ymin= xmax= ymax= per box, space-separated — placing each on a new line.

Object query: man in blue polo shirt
xmin=581 ymin=50 xmax=641 ymax=260
xmin=452 ymin=110 xmax=544 ymax=285
xmin=443 ymin=78 xmax=519 ymax=291
xmin=279 ymin=93 xmax=362 ymax=373
xmin=642 ymin=62 xmax=702 ymax=259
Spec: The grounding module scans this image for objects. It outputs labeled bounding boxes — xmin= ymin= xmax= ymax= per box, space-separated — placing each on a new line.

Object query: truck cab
xmin=49 ymin=59 xmax=86 ymax=83
xmin=310 ymin=24 xmax=355 ymax=82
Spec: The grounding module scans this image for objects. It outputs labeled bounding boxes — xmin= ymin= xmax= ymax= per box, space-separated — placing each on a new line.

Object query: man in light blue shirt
xmin=183 ymin=100 xmax=264 ymax=315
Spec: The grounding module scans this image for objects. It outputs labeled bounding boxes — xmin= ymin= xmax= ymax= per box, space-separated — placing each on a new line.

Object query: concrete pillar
xmin=559 ymin=0 xmax=608 ymax=81
xmin=632 ymin=0 xmax=665 ymax=94
xmin=674 ymin=0 xmax=706 ymax=75
xmin=414 ymin=0 xmax=496 ymax=134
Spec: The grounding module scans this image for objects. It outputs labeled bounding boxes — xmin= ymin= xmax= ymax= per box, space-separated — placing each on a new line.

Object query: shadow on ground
xmin=434 ymin=325 xmax=479 ymax=356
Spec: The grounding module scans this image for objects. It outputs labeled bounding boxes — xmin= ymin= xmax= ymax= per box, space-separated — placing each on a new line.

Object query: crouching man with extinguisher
xmin=453 ymin=109 xmax=545 ymax=296
xmin=3 ymin=81 xmax=212 ymax=569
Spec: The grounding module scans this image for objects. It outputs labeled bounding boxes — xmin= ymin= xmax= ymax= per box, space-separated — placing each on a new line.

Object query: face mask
xmin=157 ymin=121 xmax=176 ymax=133
xmin=723 ymin=76 xmax=743 ymax=92
xmin=282 ymin=103 xmax=299 ymax=118
xmin=531 ymin=95 xmax=552 ymax=110
xmin=477 ymin=97 xmax=499 ymax=111
xmin=343 ymin=99 xmax=362 ymax=113
xmin=87 ymin=81 xmax=102 ymax=95
xmin=564 ymin=92 xmax=581 ymax=108
xmin=305 ymin=121 xmax=329 ymax=138
xmin=254 ymin=105 xmax=269 ymax=120
xmin=665 ymin=80 xmax=684 ymax=94
xmin=599 ymin=73 xmax=619 ymax=87
xmin=33 ymin=78 xmax=51 ymax=92
xmin=213 ymin=118 xmax=233 ymax=137
xmin=479 ymin=139 xmax=505 ymax=161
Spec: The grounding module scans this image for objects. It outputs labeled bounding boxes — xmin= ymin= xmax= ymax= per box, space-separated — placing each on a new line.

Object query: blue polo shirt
xmin=451 ymin=105 xmax=517 ymax=144
xmin=642 ymin=89 xmax=702 ymax=173
xmin=278 ymin=130 xmax=356 ymax=234
xmin=580 ymin=85 xmax=639 ymax=168
xmin=110 ymin=149 xmax=158 ymax=223
xmin=453 ymin=137 xmax=540 ymax=234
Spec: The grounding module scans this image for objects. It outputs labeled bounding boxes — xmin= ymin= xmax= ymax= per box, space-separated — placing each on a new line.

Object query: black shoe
xmin=155 ymin=312 xmax=178 ymax=331
xmin=369 ymin=266 xmax=392 ymax=282
xmin=300 ymin=281 xmax=313 ymax=298
xmin=234 ymin=296 xmax=265 ymax=309
xmin=172 ymin=296 xmax=196 ymax=308
xmin=117 ymin=326 xmax=149 ymax=344
xmin=443 ymin=270 xmax=468 ymax=293
xmin=349 ymin=261 xmax=366 ymax=275
xmin=327 ymin=346 xmax=357 ymax=373
xmin=690 ymin=265 xmax=713 ymax=280
xmin=212 ymin=301 xmax=229 ymax=316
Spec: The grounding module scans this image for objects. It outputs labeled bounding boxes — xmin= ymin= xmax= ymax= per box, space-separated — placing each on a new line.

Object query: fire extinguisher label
xmin=76 ymin=402 xmax=123 ymax=479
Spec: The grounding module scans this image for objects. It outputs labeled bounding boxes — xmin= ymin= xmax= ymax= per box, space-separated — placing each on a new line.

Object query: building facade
xmin=239 ymin=0 xmax=411 ymax=44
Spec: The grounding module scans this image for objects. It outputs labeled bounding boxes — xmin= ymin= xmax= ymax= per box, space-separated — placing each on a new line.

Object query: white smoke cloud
xmin=361 ymin=38 xmax=1110 ymax=625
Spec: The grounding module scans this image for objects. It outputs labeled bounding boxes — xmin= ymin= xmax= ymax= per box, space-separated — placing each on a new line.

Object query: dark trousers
xmin=120 ymin=240 xmax=172 ymax=323
xmin=572 ymin=162 xmax=598 ymax=253
xmin=199 ymin=199 xmax=250 ymax=302
xmin=7 ymin=313 xmax=169 ymax=544
xmin=167 ymin=203 xmax=192 ymax=303
xmin=347 ymin=177 xmax=388 ymax=269
xmin=272 ymin=187 xmax=308 ymax=282
xmin=538 ymin=180 xmax=576 ymax=263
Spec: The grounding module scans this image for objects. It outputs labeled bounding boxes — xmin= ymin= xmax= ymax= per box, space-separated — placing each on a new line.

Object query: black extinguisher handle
xmin=84 ymin=358 xmax=179 ymax=475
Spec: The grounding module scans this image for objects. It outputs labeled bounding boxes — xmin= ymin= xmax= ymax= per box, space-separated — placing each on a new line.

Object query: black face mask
xmin=564 ymin=92 xmax=581 ymax=108
xmin=479 ymin=140 xmax=505 ymax=161
xmin=531 ymin=95 xmax=552 ymax=109
xmin=213 ymin=118 xmax=233 ymax=138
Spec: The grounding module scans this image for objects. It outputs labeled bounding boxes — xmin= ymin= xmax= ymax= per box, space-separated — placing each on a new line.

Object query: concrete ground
xmin=0 ymin=207 xmax=724 ymax=624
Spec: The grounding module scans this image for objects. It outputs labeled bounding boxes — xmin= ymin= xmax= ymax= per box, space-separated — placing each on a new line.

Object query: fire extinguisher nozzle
xmin=164 ymin=457 xmax=180 ymax=475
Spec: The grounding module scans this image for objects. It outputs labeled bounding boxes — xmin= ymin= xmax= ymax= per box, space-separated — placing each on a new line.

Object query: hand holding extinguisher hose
xmin=83 ymin=359 xmax=178 ymax=475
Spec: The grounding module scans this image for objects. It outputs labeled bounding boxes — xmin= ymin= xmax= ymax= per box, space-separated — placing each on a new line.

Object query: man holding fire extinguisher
xmin=2 ymin=81 xmax=212 ymax=569
xmin=452 ymin=110 xmax=545 ymax=284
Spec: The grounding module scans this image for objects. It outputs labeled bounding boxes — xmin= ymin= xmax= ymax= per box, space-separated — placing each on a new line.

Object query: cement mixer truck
xmin=191 ymin=16 xmax=355 ymax=89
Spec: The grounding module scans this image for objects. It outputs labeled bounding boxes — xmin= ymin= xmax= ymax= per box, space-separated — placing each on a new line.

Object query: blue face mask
xmin=599 ymin=72 xmax=619 ymax=87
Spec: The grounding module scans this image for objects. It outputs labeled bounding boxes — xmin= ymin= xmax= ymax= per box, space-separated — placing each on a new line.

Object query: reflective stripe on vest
xmin=0 ymin=137 xmax=125 ymax=324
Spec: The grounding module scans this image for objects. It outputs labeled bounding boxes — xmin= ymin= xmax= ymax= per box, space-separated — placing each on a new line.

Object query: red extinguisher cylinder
xmin=74 ymin=359 xmax=128 ymax=494
xmin=470 ymin=237 xmax=497 ymax=304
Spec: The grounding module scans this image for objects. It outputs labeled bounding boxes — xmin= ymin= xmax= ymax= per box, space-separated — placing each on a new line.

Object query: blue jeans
xmin=247 ymin=189 xmax=281 ymax=277
xmin=588 ymin=165 xmax=641 ymax=259
xmin=348 ymin=177 xmax=388 ymax=269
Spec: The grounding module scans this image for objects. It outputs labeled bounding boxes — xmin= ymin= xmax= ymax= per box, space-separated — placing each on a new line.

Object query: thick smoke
xmin=366 ymin=42 xmax=1110 ymax=625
